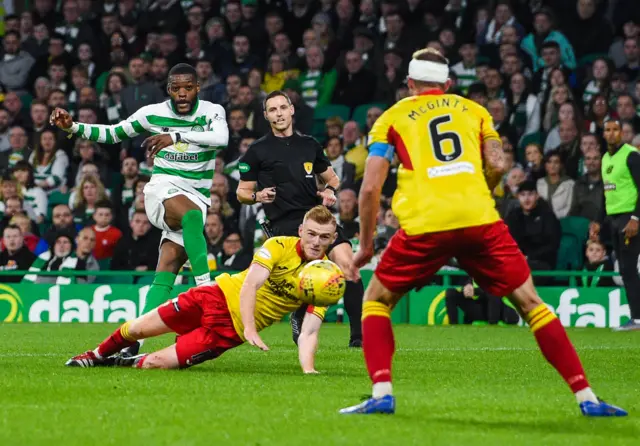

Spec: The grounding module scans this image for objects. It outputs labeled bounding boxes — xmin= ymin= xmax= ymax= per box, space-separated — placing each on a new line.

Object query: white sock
xmin=93 ymin=348 xmax=103 ymax=359
xmin=372 ymin=382 xmax=393 ymax=399
xmin=137 ymin=339 xmax=145 ymax=347
xmin=575 ymin=387 xmax=598 ymax=404
xmin=195 ymin=273 xmax=212 ymax=287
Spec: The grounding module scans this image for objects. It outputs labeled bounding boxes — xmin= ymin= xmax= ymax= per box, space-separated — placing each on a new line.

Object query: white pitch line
xmin=1 ymin=345 xmax=637 ymax=358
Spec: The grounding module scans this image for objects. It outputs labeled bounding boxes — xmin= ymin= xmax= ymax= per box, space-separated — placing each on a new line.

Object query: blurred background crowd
xmin=0 ymin=0 xmax=639 ymax=287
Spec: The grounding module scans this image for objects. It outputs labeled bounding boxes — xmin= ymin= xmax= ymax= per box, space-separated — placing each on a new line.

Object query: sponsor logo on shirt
xmin=257 ymin=247 xmax=271 ymax=259
xmin=427 ymin=161 xmax=476 ymax=178
xmin=604 ymin=183 xmax=617 ymax=191
xmin=163 ymin=152 xmax=198 ymax=162
xmin=239 ymin=162 xmax=250 ymax=173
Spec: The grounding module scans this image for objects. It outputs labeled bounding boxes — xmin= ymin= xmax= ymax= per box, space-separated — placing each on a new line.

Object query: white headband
xmin=408 ymin=59 xmax=449 ymax=83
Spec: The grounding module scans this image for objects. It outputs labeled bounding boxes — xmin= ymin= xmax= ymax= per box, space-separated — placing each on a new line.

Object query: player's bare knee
xmin=509 ymin=278 xmax=543 ymax=314
xmin=141 ymin=354 xmax=175 ymax=369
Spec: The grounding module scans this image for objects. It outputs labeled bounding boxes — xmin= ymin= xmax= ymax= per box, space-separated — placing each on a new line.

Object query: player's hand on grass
xmin=353 ymin=245 xmax=374 ymax=269
xmin=317 ymin=188 xmax=336 ymax=207
xmin=244 ymin=329 xmax=269 ymax=351
xmin=49 ymin=107 xmax=73 ymax=130
xmin=257 ymin=187 xmax=276 ymax=203
xmin=623 ymin=218 xmax=639 ymax=239
xmin=143 ymin=134 xmax=174 ymax=157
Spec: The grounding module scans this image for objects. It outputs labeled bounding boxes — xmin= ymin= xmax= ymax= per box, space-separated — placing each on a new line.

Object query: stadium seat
xmin=312 ymin=104 xmax=351 ymax=142
xmin=556 ymin=234 xmax=583 ymax=271
xmin=313 ymin=104 xmax=351 ymax=122
xmin=577 ymin=53 xmax=608 ymax=68
xmin=560 ymin=216 xmax=590 ymax=248
xmin=351 ymin=103 xmax=387 ymax=130
xmin=48 ymin=191 xmax=70 ymax=205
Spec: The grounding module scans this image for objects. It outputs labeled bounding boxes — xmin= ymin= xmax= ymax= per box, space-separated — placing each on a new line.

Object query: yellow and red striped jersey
xmin=368 ymin=89 xmax=501 ymax=235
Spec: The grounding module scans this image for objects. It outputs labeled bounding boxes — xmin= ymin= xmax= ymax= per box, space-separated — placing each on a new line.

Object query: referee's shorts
xmin=269 ymin=210 xmax=351 ymax=252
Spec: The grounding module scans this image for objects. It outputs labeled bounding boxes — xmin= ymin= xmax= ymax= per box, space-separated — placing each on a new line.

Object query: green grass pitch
xmin=1 ymin=323 xmax=639 ymax=446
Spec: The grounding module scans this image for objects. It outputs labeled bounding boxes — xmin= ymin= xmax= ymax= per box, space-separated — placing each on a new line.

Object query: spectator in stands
xmin=111 ymin=210 xmax=160 ymax=275
xmin=205 ymin=212 xmax=225 ymax=257
xmin=524 ymin=143 xmax=545 ymax=182
xmin=0 ymin=109 xmax=11 ymax=155
xmin=70 ymin=140 xmax=108 ymax=187
xmin=0 ymin=126 xmax=30 ymax=173
xmin=35 ymin=204 xmax=79 ymax=255
xmin=565 ymin=0 xmax=613 ymax=60
xmin=211 ymin=174 xmax=239 ymax=227
xmin=544 ymin=102 xmax=582 ymax=153
xmin=537 ymin=150 xmax=575 ymax=219
xmin=506 ymin=180 xmax=561 ymax=274
xmin=299 ymin=44 xmax=337 ymax=109
xmin=91 ymin=200 xmax=122 ymax=261
xmin=582 ymin=58 xmax=613 ymax=109
xmin=0 ymin=30 xmax=35 ymax=92
xmin=0 ymin=225 xmax=36 ymax=282
xmin=217 ymin=232 xmax=252 ymax=271
xmin=23 ymin=231 xmax=85 ymax=284
xmin=620 ymin=37 xmax=640 ymax=82
xmin=332 ymin=50 xmax=376 ymax=110
xmin=622 ymin=121 xmax=637 ymax=144
xmin=335 ymin=188 xmax=359 ymax=239
xmin=342 ymin=121 xmax=368 ymax=181
xmin=487 ymin=99 xmax=517 ymax=146
xmin=73 ymin=227 xmax=99 ymax=283
xmin=569 ymin=146 xmax=604 ymax=222
xmin=12 ymin=162 xmax=48 ymax=224
xmin=499 ymin=166 xmax=526 ymax=218
xmin=556 ymin=120 xmax=583 ymax=179
xmin=29 ymin=129 xmax=70 ymax=194
xmin=584 ymin=94 xmax=612 ymax=139
xmin=467 ymin=82 xmax=488 ymax=107
xmin=324 ymin=136 xmax=356 ymax=192
xmin=579 ymin=240 xmax=615 ymax=288
xmin=521 ymin=8 xmax=576 ymax=72
xmin=71 ymin=175 xmax=108 ymax=226
xmin=100 ymin=72 xmax=128 ymax=125
xmin=9 ymin=213 xmax=39 ymax=253
xmin=445 ymin=277 xmax=518 ymax=325
xmin=0 ymin=196 xmax=25 ymax=232
xmin=506 ymin=72 xmax=540 ymax=141
xmin=616 ymin=94 xmax=640 ymax=131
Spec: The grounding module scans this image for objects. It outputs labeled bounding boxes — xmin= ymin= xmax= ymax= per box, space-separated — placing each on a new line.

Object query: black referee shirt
xmin=239 ymin=131 xmax=331 ymax=222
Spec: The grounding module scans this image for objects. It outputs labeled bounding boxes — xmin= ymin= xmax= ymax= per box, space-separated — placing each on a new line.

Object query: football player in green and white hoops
xmin=51 ymin=63 xmax=229 ymax=348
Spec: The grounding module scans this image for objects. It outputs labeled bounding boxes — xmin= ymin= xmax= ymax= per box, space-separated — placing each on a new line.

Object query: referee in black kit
xmin=236 ymin=90 xmax=363 ymax=347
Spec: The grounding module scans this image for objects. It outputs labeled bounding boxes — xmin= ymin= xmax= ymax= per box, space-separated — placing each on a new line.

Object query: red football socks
xmin=526 ymin=304 xmax=589 ymax=393
xmin=362 ymin=301 xmax=395 ymax=384
xmin=96 ymin=322 xmax=137 ymax=358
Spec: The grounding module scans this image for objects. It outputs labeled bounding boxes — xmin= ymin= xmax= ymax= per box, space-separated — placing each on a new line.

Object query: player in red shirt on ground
xmin=339 ymin=49 xmax=626 ymax=417
xmin=91 ymin=200 xmax=122 ymax=260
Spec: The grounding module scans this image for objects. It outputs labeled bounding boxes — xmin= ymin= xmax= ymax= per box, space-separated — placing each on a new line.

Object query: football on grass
xmin=298 ymin=260 xmax=346 ymax=306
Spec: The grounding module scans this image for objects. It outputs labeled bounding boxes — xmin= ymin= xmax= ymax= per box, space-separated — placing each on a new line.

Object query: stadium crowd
xmin=0 ymin=0 xmax=639 ymax=285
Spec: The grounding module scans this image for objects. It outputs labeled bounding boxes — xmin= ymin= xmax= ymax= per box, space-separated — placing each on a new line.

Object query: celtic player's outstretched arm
xmin=50 ymin=106 xmax=151 ymax=144
xmin=170 ymin=104 xmax=229 ymax=147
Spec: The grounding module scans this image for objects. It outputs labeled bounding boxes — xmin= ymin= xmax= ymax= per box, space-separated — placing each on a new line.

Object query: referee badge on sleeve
xmin=303 ymin=162 xmax=313 ymax=177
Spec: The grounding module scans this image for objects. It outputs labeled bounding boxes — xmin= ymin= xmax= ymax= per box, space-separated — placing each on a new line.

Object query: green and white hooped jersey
xmin=69 ymin=99 xmax=229 ymax=202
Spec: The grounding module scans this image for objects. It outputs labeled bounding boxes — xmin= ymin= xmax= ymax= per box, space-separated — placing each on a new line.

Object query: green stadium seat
xmin=313 ymin=104 xmax=351 ymax=123
xmin=351 ymin=103 xmax=387 ymax=130
xmin=577 ymin=53 xmax=608 ymax=68
xmin=560 ymin=216 xmax=590 ymax=248
xmin=19 ymin=92 xmax=33 ymax=110
xmin=556 ymin=234 xmax=583 ymax=271
xmin=48 ymin=191 xmax=70 ymax=206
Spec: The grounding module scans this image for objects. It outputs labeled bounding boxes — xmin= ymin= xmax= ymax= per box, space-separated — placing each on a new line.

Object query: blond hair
xmin=303 ymin=205 xmax=337 ymax=227
xmin=74 ymin=174 xmax=108 ymax=209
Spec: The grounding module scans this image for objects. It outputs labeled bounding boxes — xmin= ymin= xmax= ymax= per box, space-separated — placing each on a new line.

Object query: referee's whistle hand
xmin=258 ymin=187 xmax=276 ymax=203
xmin=317 ymin=190 xmax=337 ymax=207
